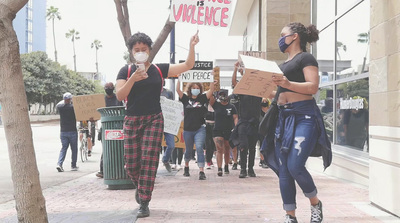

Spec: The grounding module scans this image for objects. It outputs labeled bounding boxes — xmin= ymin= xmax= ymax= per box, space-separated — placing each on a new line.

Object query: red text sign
xmin=104 ymin=130 xmax=124 ymax=140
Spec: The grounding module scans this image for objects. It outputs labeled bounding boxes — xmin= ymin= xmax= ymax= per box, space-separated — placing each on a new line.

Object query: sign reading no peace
xmin=170 ymin=0 xmax=233 ymax=28
xmin=179 ymin=61 xmax=214 ymax=83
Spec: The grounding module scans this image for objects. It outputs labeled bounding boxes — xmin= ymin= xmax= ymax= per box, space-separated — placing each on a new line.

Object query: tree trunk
xmin=149 ymin=18 xmax=175 ymax=63
xmin=0 ymin=1 xmax=48 ymax=222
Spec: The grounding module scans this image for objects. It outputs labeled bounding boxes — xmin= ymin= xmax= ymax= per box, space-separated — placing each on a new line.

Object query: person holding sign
xmin=267 ymin=22 xmax=332 ymax=223
xmin=115 ymin=31 xmax=199 ymax=218
xmin=176 ymin=79 xmax=216 ymax=180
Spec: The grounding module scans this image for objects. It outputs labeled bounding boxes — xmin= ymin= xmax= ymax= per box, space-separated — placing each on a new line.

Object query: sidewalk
xmin=0 ymin=158 xmax=398 ymax=223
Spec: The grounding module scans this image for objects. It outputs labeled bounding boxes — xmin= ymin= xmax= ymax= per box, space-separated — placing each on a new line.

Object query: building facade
xmin=229 ymin=0 xmax=399 ymax=217
xmin=13 ymin=0 xmax=47 ymax=54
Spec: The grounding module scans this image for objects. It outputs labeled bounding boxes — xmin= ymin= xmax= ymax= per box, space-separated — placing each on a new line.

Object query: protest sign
xmin=162 ymin=121 xmax=186 ymax=149
xmin=233 ymin=54 xmax=283 ymax=98
xmin=170 ymin=0 xmax=233 ymax=28
xmin=72 ymin=94 xmax=105 ymax=121
xmin=179 ymin=61 xmax=214 ymax=83
xmin=160 ymin=96 xmax=184 ymax=135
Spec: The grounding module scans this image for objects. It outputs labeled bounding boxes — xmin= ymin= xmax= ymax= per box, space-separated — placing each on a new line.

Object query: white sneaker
xmin=206 ymin=164 xmax=212 ymax=169
xmin=71 ymin=166 xmax=79 ymax=171
xmin=171 ymin=164 xmax=176 ymax=169
xmin=176 ymin=164 xmax=182 ymax=170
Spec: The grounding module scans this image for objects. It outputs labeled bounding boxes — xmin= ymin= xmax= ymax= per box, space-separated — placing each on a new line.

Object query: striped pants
xmin=124 ymin=112 xmax=164 ymax=202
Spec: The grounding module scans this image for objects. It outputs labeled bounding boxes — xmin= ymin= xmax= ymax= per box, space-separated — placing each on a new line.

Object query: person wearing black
xmin=210 ymin=91 xmax=238 ymax=176
xmin=56 ymin=92 xmax=79 ymax=172
xmin=96 ymin=82 xmax=123 ymax=178
xmin=258 ymin=98 xmax=270 ymax=168
xmin=231 ymin=61 xmax=262 ymax=178
xmin=116 ymin=31 xmax=199 ymax=218
xmin=176 ymin=79 xmax=215 ymax=180
xmin=205 ymin=101 xmax=216 ymax=169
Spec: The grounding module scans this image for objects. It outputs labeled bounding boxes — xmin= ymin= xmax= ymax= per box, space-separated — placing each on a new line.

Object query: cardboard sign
xmin=180 ymin=61 xmax=214 ymax=83
xmin=162 ymin=122 xmax=186 ymax=149
xmin=72 ymin=94 xmax=105 ymax=121
xmin=104 ymin=130 xmax=124 ymax=140
xmin=170 ymin=0 xmax=232 ymax=28
xmin=233 ymin=55 xmax=283 ymax=98
xmin=160 ymin=97 xmax=184 ymax=135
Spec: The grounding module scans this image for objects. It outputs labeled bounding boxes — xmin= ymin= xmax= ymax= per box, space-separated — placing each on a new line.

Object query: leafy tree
xmin=65 ymin=29 xmax=80 ymax=72
xmin=358 ymin=32 xmax=370 ymax=73
xmin=91 ymin=39 xmax=102 ymax=74
xmin=0 ymin=0 xmax=48 ymax=221
xmin=46 ymin=6 xmax=61 ymax=62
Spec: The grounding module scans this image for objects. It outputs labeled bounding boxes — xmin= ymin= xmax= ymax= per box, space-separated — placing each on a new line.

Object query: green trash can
xmin=97 ymin=106 xmax=134 ymax=190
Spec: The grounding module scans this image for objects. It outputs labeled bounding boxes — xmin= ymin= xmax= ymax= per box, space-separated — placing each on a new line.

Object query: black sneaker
xmin=164 ymin=162 xmax=172 ymax=172
xmin=248 ymin=168 xmax=256 ymax=177
xmin=310 ymin=200 xmax=323 ymax=223
xmin=56 ymin=165 xmax=64 ymax=172
xmin=96 ymin=172 xmax=103 ymax=178
xmin=224 ymin=165 xmax=229 ymax=174
xmin=239 ymin=169 xmax=247 ymax=178
xmin=183 ymin=166 xmax=190 ymax=177
xmin=217 ymin=168 xmax=223 ymax=177
xmin=199 ymin=171 xmax=206 ymax=180
xmin=232 ymin=163 xmax=238 ymax=170
xmin=88 ymin=150 xmax=92 ymax=157
xmin=284 ymin=214 xmax=298 ymax=223
xmin=137 ymin=201 xmax=150 ymax=218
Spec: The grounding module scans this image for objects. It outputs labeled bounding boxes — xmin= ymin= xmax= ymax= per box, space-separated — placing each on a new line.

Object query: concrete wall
xmin=369 ymin=0 xmax=400 ymax=216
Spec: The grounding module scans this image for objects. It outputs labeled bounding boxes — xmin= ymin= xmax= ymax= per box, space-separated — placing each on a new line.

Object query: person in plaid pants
xmin=116 ymin=31 xmax=199 ymax=218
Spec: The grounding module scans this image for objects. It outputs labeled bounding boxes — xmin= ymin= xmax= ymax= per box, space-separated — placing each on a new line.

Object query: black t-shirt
xmin=180 ymin=93 xmax=208 ymax=131
xmin=279 ymin=52 xmax=318 ymax=93
xmin=237 ymin=94 xmax=262 ymax=121
xmin=228 ymin=93 xmax=240 ymax=115
xmin=212 ymin=102 xmax=237 ymax=131
xmin=117 ymin=63 xmax=169 ymax=116
xmin=105 ymin=94 xmax=123 ymax=107
xmin=56 ymin=102 xmax=77 ymax=132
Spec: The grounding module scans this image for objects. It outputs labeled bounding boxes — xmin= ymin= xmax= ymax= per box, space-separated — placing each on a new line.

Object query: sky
xmin=45 ymin=0 xmax=243 ymax=83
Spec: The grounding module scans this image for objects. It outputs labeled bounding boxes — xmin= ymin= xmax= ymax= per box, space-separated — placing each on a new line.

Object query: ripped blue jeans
xmin=275 ymin=112 xmax=318 ymax=211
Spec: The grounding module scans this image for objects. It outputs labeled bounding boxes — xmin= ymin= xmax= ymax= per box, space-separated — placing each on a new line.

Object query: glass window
xmin=316 ymin=24 xmax=335 ymax=83
xmin=336 ymin=78 xmax=369 ymax=152
xmin=336 ymin=0 xmax=369 ymax=80
xmin=316 ymin=86 xmax=334 ymax=143
xmin=316 ymin=0 xmax=335 ymax=27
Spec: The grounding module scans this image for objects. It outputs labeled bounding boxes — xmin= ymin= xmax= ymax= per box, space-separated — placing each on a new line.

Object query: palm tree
xmin=336 ymin=41 xmax=347 ymax=60
xmin=91 ymin=39 xmax=102 ymax=75
xmin=65 ymin=29 xmax=80 ymax=72
xmin=46 ymin=6 xmax=61 ymax=62
xmin=357 ymin=32 xmax=370 ymax=73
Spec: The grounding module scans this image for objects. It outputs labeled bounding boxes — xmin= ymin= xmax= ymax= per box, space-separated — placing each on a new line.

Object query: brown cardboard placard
xmin=72 ymin=94 xmax=105 ymax=121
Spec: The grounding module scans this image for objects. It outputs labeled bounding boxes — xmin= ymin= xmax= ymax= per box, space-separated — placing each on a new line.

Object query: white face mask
xmin=134 ymin=52 xmax=149 ymax=63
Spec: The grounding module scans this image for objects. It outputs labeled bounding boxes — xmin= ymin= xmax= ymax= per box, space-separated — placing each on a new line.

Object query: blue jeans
xmin=162 ymin=132 xmax=175 ymax=163
xmin=183 ymin=126 xmax=206 ymax=168
xmin=275 ymin=114 xmax=318 ymax=211
xmin=58 ymin=131 xmax=78 ymax=168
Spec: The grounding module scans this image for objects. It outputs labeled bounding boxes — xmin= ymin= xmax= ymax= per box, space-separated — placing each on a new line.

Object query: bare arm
xmin=231 ymin=61 xmax=240 ymax=88
xmin=168 ymin=31 xmax=199 ymax=77
xmin=205 ymin=80 xmax=217 ymax=99
xmin=209 ymin=93 xmax=216 ymax=107
xmin=176 ymin=79 xmax=184 ymax=99
xmin=272 ymin=66 xmax=319 ymax=95
xmin=233 ymin=114 xmax=238 ymax=126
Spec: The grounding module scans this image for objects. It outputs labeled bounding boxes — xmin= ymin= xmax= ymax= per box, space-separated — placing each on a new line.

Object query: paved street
xmin=0 ymin=121 xmax=399 ymax=222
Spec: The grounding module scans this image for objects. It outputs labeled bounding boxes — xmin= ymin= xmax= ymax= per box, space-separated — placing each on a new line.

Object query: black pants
xmin=172 ymin=147 xmax=183 ymax=165
xmin=205 ymin=123 xmax=215 ymax=163
xmin=239 ymin=134 xmax=258 ymax=170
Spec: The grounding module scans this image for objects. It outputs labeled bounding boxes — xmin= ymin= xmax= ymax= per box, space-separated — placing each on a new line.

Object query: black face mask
xmin=105 ymin=89 xmax=114 ymax=96
xmin=261 ymin=102 xmax=269 ymax=107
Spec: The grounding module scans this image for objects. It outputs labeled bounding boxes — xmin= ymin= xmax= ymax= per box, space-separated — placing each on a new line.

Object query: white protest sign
xmin=179 ymin=61 xmax=214 ymax=83
xmin=233 ymin=55 xmax=283 ymax=98
xmin=170 ymin=0 xmax=233 ymax=28
xmin=160 ymin=97 xmax=184 ymax=135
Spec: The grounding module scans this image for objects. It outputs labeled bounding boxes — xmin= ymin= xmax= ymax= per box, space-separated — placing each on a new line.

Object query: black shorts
xmin=80 ymin=129 xmax=91 ymax=138
xmin=213 ymin=129 xmax=232 ymax=141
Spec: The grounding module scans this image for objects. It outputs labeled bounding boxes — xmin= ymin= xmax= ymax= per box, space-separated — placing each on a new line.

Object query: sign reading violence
xmin=170 ymin=0 xmax=232 ymax=28
xmin=179 ymin=61 xmax=214 ymax=83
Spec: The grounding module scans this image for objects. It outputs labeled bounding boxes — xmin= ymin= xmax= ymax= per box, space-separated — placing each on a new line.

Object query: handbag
xmin=258 ymin=87 xmax=281 ymax=137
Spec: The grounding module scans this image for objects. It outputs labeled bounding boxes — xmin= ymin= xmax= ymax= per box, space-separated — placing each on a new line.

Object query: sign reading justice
xmin=179 ymin=61 xmax=214 ymax=83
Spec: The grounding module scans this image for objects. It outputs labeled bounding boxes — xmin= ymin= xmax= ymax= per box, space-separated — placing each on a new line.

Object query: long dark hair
xmin=287 ymin=22 xmax=319 ymax=52
xmin=186 ymin=82 xmax=203 ymax=98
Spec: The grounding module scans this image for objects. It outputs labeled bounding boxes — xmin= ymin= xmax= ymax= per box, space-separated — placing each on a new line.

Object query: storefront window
xmin=317 ymin=25 xmax=335 ymax=84
xmin=336 ymin=78 xmax=369 ymax=152
xmin=336 ymin=0 xmax=369 ymax=80
xmin=316 ymin=86 xmax=334 ymax=143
